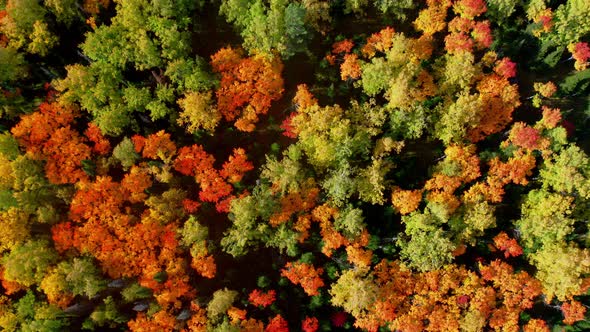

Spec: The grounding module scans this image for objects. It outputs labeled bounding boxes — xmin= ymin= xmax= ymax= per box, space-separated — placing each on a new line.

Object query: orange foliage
xmin=51 ymin=222 xmax=76 ymax=253
xmin=562 ymin=300 xmax=587 ymax=325
xmin=197 ymin=170 xmax=233 ymax=203
xmin=354 ymin=259 xmax=543 ymax=332
xmin=453 ymin=0 xmax=487 ymax=19
xmin=391 ymin=187 xmax=422 ymax=215
xmin=68 ymin=175 xmax=193 ymax=307
xmin=487 ymin=151 xmax=536 ymax=187
xmin=569 ymin=42 xmax=590 ymax=71
xmin=11 ymin=102 xmax=77 ymax=155
xmin=523 ymin=319 xmax=550 ymax=332
xmin=414 ymin=1 xmax=450 ymax=36
xmin=241 ymin=318 xmax=265 ymax=331
xmin=137 ymin=130 xmax=177 ymax=161
xmin=468 ymin=73 xmax=520 ymax=142
xmin=448 ymin=17 xmax=473 ymax=33
xmin=312 ymin=204 xmax=349 ymax=256
xmin=185 ymin=303 xmax=208 ymax=332
xmin=266 ymin=314 xmax=289 ymax=332
xmin=227 ymin=306 xmax=247 ymax=322
xmin=494 ymin=57 xmax=517 ymax=79
xmin=269 ymin=184 xmax=319 ymax=227
xmin=173 ymin=144 xmax=250 ymax=210
xmin=174 ymin=144 xmax=215 ymax=177
xmin=508 ymin=122 xmax=544 ymax=150
xmin=332 ymin=39 xmax=354 ymax=54
xmin=464 ymin=150 xmax=536 ymax=203
xmin=11 ymin=102 xmax=95 ymax=184
xmin=340 ymin=54 xmax=362 ymax=81
xmin=82 ymin=0 xmax=111 ymax=15
xmin=128 ymin=310 xmax=177 ymax=332
xmin=43 ymin=127 xmax=92 ymax=184
xmin=191 ymin=251 xmax=216 ymax=279
xmin=182 ymin=199 xmax=201 ymax=214
xmin=361 ymin=27 xmax=395 ymax=57
xmin=211 ymin=47 xmax=284 ymax=131
xmin=85 ymin=123 xmax=111 ymax=155
xmin=302 ymin=317 xmax=318 ymax=332
xmin=249 ymin=289 xmax=276 ymax=307
xmin=121 ymin=166 xmax=153 ymax=203
xmin=220 ymin=148 xmax=254 ymax=183
xmin=472 ymin=21 xmax=493 ymax=48
xmin=493 ymin=232 xmax=523 ymax=258
xmin=410 ymin=35 xmax=434 ymax=61
xmin=346 ymin=245 xmax=373 ymax=267
xmin=535 ymin=82 xmax=558 ymax=99
xmin=293 ymin=84 xmax=318 ymax=110
xmin=0 ymin=267 xmax=25 ymax=295
xmin=425 ymin=145 xmax=480 ymax=210
xmin=444 ymin=32 xmax=474 ymax=54
xmin=281 ymin=262 xmax=324 ymax=296
xmin=540 ymin=106 xmax=562 ymax=129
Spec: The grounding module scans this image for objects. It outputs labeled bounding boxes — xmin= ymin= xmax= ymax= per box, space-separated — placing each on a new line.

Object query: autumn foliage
xmin=281 ymin=262 xmax=324 ymax=296
xmin=211 ymin=47 xmax=284 ymax=132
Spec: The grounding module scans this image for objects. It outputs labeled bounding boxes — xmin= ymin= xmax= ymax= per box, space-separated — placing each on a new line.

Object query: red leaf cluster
xmin=249 ymin=289 xmax=276 ymax=307
xmin=211 ymin=47 xmax=284 ymax=132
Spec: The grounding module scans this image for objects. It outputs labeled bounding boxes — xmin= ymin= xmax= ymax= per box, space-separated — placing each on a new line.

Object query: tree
xmin=493 ymin=232 xmax=523 ymax=258
xmin=301 ymin=316 xmax=318 ymax=332
xmin=0 ymin=46 xmax=27 ymax=84
xmin=281 ymin=262 xmax=324 ymax=296
xmin=0 ymin=0 xmax=57 ymax=55
xmin=562 ymin=300 xmax=586 ymax=325
xmin=220 ymin=148 xmax=254 ymax=184
xmin=530 ymin=242 xmax=590 ymax=301
xmin=398 ymin=229 xmax=455 ymax=272
xmin=0 ymin=207 xmax=29 ymax=252
xmin=211 ymin=47 xmax=284 ymax=131
xmin=2 ymin=240 xmax=58 ymax=287
xmin=391 ymin=187 xmax=422 ymax=215
xmin=248 ymin=289 xmax=276 ymax=307
xmin=177 ymin=91 xmax=221 ymax=134
xmin=516 ymin=189 xmax=575 ymax=248
xmin=539 ymin=144 xmax=590 ymax=199
xmin=135 ymin=130 xmax=177 ymax=162
xmin=265 ymin=314 xmax=289 ymax=332
xmin=207 ymin=288 xmax=238 ymax=321
xmin=220 ymin=0 xmax=311 ymax=58
xmin=329 ymin=268 xmax=377 ymax=318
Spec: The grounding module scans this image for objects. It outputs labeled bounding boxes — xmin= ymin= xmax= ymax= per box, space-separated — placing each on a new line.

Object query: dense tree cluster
xmin=1 ymin=0 xmax=590 ymax=331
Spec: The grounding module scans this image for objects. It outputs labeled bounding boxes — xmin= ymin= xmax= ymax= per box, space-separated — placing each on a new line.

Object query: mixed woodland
xmin=1 ymin=0 xmax=590 ymax=331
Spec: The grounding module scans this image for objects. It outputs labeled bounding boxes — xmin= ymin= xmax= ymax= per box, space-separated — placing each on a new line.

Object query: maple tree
xmin=211 ymin=47 xmax=284 ymax=132
xmin=281 ymin=261 xmax=324 ymax=296
xmin=249 ymin=289 xmax=276 ymax=308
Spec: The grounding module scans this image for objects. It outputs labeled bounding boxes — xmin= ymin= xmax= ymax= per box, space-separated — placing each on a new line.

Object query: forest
xmin=0 ymin=0 xmax=590 ymax=331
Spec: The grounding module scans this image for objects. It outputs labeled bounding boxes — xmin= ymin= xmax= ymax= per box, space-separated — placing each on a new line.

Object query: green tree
xmin=329 ymin=267 xmax=377 ymax=317
xmin=112 ymin=137 xmax=140 ymax=168
xmin=0 ymin=291 xmax=68 ymax=332
xmin=0 ymin=0 xmax=57 ymax=55
xmin=0 ymin=47 xmax=27 ymax=84
xmin=43 ymin=0 xmax=81 ymax=25
xmin=516 ymin=189 xmax=575 ymax=249
xmin=530 ymin=242 xmax=590 ymax=301
xmin=539 ymin=144 xmax=590 ymax=199
xmin=220 ymin=0 xmax=311 ymax=58
xmin=2 ymin=240 xmax=58 ymax=287
xmin=207 ymin=288 xmax=238 ymax=321
xmin=177 ymin=91 xmax=221 ymax=134
xmin=57 ymin=257 xmax=107 ymax=298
